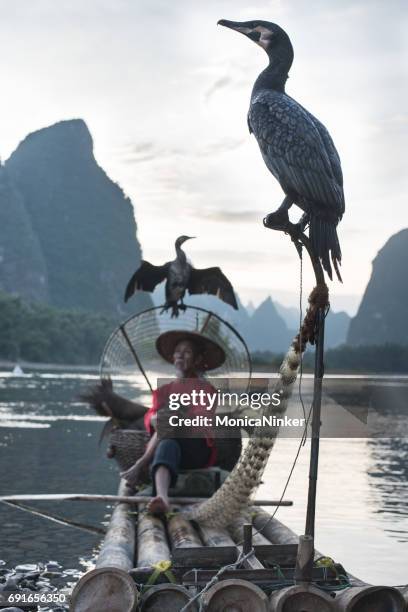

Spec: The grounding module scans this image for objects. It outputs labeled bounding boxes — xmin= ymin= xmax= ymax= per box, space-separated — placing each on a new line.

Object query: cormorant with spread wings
xmin=124 ymin=236 xmax=238 ymax=317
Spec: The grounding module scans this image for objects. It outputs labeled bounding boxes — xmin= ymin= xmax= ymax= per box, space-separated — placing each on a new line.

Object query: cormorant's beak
xmin=218 ymin=19 xmax=254 ymax=36
xmin=218 ymin=19 xmax=269 ymax=48
xmin=182 ymin=236 xmax=195 ymax=245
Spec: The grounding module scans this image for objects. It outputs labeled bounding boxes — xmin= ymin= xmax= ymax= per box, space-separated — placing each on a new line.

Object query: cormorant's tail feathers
xmin=310 ymin=215 xmax=342 ymax=282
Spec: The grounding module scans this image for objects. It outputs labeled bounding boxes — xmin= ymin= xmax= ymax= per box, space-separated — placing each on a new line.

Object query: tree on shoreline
xmin=0 ymin=291 xmax=115 ymax=365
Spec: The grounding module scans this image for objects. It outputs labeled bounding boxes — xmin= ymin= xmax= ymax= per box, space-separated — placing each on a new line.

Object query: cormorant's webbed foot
xmin=170 ymin=305 xmax=180 ymax=318
xmin=160 ymin=303 xmax=179 ymax=317
xmin=264 ymin=195 xmax=293 ymax=230
xmin=178 ymin=303 xmax=187 ymax=312
xmin=263 ymin=208 xmax=290 ymax=230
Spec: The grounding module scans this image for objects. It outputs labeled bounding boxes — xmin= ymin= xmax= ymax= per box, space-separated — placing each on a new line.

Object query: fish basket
xmin=107 ymin=428 xmax=242 ymax=473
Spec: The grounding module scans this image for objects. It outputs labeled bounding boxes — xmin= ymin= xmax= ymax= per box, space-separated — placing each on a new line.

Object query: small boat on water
xmin=70 ymin=463 xmax=407 ymax=612
xmin=12 ymin=363 xmax=25 ymax=376
xmin=71 ymin=302 xmax=408 ymax=611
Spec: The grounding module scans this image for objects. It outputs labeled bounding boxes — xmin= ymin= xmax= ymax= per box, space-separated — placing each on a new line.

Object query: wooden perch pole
xmin=305 ymin=306 xmax=325 ymax=540
xmin=264 ymin=217 xmax=329 ymax=581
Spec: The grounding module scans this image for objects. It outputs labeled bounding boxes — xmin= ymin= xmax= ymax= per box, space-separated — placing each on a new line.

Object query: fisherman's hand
xmin=120 ymin=457 xmax=148 ymax=489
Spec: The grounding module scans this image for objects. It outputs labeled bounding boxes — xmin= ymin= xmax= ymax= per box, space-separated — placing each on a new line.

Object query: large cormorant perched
xmin=124 ymin=236 xmax=238 ymax=317
xmin=218 ymin=19 xmax=345 ymax=281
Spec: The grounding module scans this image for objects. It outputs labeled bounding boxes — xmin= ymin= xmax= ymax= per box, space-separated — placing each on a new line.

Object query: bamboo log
xmin=269 ymin=584 xmax=334 ymax=612
xmin=140 ymin=583 xmax=198 ymax=611
xmin=70 ymin=567 xmax=139 ymax=612
xmin=333 ymin=586 xmax=405 ymax=611
xmin=0 ymin=493 xmax=292 ymax=506
xmin=70 ymin=480 xmax=139 ymax=612
xmin=228 ymin=513 xmax=270 ymax=546
xmin=96 ymin=480 xmax=136 ymax=571
xmin=201 ymin=579 xmax=269 ymax=611
xmin=167 ymin=514 xmax=202 ymax=549
xmin=252 ymin=508 xmax=300 ymax=547
xmin=198 ymin=524 xmax=236 ymax=547
xmin=136 ymin=513 xmax=170 ymax=567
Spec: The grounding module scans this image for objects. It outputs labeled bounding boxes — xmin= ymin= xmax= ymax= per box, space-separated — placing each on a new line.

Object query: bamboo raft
xmin=70 ymin=476 xmax=407 ymax=612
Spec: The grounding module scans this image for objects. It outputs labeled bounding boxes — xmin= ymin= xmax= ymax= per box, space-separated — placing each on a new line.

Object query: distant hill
xmin=275 ymin=302 xmax=299 ymax=329
xmin=347 ymin=229 xmax=408 ymax=346
xmin=147 ymin=284 xmax=349 ymax=352
xmin=243 ymin=296 xmax=292 ymax=352
xmin=3 ymin=119 xmax=151 ymax=317
xmin=0 ymin=165 xmax=49 ymax=302
xmin=324 ymin=310 xmax=351 ymax=349
xmin=276 ymin=300 xmax=350 ymax=349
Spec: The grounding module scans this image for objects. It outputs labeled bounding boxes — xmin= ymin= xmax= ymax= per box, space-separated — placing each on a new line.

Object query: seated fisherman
xmin=121 ymin=330 xmax=225 ymax=515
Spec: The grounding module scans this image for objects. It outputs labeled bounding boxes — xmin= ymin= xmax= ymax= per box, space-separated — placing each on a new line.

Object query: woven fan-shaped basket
xmin=100 ymin=305 xmax=251 ymax=397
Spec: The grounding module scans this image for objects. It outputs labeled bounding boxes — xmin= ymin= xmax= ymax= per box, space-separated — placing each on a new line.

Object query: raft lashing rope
xmin=182 ymin=283 xmax=329 ymax=527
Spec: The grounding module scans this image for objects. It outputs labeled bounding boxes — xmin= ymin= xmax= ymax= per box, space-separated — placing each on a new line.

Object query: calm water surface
xmin=0 ymin=371 xmax=407 ymax=586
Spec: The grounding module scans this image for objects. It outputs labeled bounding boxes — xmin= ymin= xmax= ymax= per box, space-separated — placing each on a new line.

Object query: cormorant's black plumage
xmin=218 ymin=19 xmax=345 ymax=280
xmin=124 ymin=236 xmax=238 ymax=317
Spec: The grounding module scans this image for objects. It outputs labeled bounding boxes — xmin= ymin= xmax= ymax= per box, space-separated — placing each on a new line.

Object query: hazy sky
xmin=1 ymin=0 xmax=407 ymax=314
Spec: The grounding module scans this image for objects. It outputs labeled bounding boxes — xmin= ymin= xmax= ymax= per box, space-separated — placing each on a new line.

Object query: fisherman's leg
xmin=264 ymin=195 xmax=293 ymax=230
xmin=152 ymin=466 xmax=172 ymax=509
xmin=148 ymin=439 xmax=181 ymax=514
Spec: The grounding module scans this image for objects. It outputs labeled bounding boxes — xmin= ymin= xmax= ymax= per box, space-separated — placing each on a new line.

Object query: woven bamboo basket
xmin=107 ymin=429 xmax=242 ymax=473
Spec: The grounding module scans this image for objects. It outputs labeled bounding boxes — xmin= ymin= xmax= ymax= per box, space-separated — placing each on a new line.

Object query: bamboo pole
xmin=95 ymin=480 xmax=136 ymax=571
xmin=253 ymin=508 xmax=310 ymax=548
xmin=136 ymin=512 xmax=171 ymax=567
xmin=0 ymin=499 xmax=105 ymax=535
xmin=269 ymin=584 xmax=334 ymax=612
xmin=140 ymin=584 xmax=198 ymax=611
xmin=167 ymin=514 xmax=202 ymax=549
xmin=228 ymin=513 xmax=270 ymax=546
xmin=0 ymin=493 xmax=292 ymax=506
xmin=70 ymin=567 xmax=139 ymax=612
xmin=70 ymin=480 xmax=139 ymax=612
xmin=201 ymin=579 xmax=269 ymax=611
xmin=333 ymin=586 xmax=405 ymax=611
xmin=198 ymin=524 xmax=236 ymax=547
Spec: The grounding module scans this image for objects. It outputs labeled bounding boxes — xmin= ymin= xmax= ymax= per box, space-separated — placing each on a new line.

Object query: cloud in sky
xmin=0 ymin=0 xmax=407 ymax=313
xmin=204 ymin=76 xmax=234 ymax=102
xmin=191 ymin=208 xmax=263 ymax=223
xmin=120 ymin=136 xmax=245 ymax=164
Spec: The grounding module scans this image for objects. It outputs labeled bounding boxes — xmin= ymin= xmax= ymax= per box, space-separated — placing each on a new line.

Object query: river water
xmin=0 ymin=370 xmax=407 ymax=588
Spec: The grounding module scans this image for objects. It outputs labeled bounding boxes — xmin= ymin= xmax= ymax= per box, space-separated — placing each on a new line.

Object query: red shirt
xmin=144 ymin=377 xmax=217 ymax=467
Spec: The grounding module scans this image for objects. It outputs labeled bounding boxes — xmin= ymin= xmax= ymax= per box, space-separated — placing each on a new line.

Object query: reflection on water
xmin=0 ymin=371 xmax=407 ymax=586
xmin=368 ymin=437 xmax=408 ymax=540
